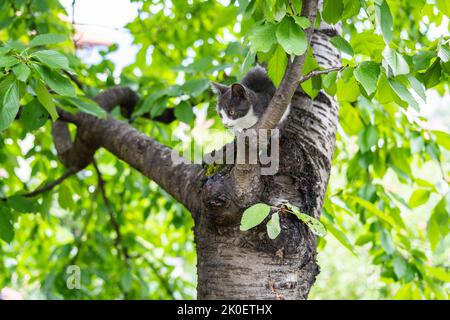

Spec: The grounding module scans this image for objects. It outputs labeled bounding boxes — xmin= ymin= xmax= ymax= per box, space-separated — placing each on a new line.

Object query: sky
xmin=60 ymin=0 xmax=140 ymax=75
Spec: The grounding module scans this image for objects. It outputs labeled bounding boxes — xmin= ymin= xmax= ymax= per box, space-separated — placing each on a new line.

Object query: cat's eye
xmin=229 ymin=110 xmax=235 ymax=116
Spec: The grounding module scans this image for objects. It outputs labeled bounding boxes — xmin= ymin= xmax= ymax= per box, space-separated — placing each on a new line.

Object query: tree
xmin=0 ymin=0 xmax=449 ymax=300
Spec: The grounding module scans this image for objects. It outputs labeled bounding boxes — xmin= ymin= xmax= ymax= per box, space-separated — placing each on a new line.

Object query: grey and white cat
xmin=212 ymin=66 xmax=290 ymax=131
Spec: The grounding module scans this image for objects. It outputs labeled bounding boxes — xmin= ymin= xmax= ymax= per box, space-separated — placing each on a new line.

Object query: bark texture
xmin=50 ymin=0 xmax=341 ymax=300
xmin=194 ymin=2 xmax=341 ymax=300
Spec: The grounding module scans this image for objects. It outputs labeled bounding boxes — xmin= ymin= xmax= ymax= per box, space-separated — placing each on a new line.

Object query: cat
xmin=212 ymin=65 xmax=290 ymax=131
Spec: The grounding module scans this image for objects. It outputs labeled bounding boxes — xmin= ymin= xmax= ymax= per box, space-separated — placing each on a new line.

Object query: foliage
xmin=0 ymin=0 xmax=449 ymax=299
xmin=240 ymin=202 xmax=326 ymax=239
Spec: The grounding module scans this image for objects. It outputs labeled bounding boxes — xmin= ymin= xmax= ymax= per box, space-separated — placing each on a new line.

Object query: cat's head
xmin=211 ymin=82 xmax=257 ymax=130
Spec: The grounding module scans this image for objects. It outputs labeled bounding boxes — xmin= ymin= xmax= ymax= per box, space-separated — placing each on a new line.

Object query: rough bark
xmin=54 ymin=88 xmax=204 ymax=215
xmin=193 ymin=0 xmax=341 ymax=300
xmin=49 ymin=0 xmax=341 ymax=300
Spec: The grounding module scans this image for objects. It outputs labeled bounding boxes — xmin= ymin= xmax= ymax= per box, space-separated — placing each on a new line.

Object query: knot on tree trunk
xmin=201 ymin=168 xmax=242 ymax=226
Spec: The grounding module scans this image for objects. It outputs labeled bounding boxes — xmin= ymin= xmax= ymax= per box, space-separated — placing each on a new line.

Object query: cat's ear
xmin=231 ymin=83 xmax=247 ymax=99
xmin=211 ymin=82 xmax=228 ymax=95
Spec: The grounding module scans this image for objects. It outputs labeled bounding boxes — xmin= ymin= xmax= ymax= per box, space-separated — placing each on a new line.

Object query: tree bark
xmin=50 ymin=1 xmax=341 ymax=300
xmin=194 ymin=2 xmax=341 ymax=300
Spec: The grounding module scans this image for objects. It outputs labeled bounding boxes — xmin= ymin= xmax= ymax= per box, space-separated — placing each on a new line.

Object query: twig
xmin=93 ymin=160 xmax=129 ymax=261
xmin=69 ymin=188 xmax=97 ymax=265
xmin=288 ymin=0 xmax=296 ymax=15
xmin=299 ymin=65 xmax=346 ymax=84
xmin=63 ymin=70 xmax=84 ymax=90
xmin=93 ymin=159 xmax=131 ymax=298
xmin=138 ymin=254 xmax=175 ymax=299
xmin=1 ymin=168 xmax=77 ymax=200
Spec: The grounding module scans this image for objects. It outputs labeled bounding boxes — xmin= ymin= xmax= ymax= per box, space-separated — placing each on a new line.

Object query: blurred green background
xmin=0 ymin=0 xmax=449 ymax=299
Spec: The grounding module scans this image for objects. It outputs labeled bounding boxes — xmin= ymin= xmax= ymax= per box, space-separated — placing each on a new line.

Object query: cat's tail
xmin=241 ymin=65 xmax=276 ymax=95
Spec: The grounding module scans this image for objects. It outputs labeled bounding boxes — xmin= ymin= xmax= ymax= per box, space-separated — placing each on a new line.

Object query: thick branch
xmin=256 ymin=0 xmax=319 ymax=130
xmin=53 ymin=87 xmax=204 ymax=216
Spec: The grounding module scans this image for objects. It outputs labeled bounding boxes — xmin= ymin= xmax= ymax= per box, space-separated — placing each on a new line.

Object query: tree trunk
xmin=52 ymin=2 xmax=340 ymax=300
xmin=194 ymin=25 xmax=341 ymax=299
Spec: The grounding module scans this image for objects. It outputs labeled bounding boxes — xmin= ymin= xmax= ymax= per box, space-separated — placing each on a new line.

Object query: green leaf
xmin=353 ymin=196 xmax=396 ymax=227
xmin=393 ymin=254 xmax=408 ymax=279
xmin=33 ymin=64 xmax=76 ymax=97
xmin=32 ymin=50 xmax=69 ymax=69
xmin=330 ymin=36 xmax=354 ymax=56
xmin=393 ymin=284 xmax=413 ymax=300
xmin=380 ymin=228 xmax=394 ymax=254
xmin=359 ymin=125 xmax=378 ymax=152
xmin=293 ymin=16 xmax=311 ymax=29
xmin=120 ymin=270 xmax=132 ymax=292
xmin=248 ymin=23 xmax=277 ymax=53
xmin=239 ymin=50 xmax=256 ymax=78
xmin=413 ymin=51 xmax=435 ymax=71
xmin=58 ymin=184 xmax=74 ymax=210
xmin=275 ymin=17 xmax=307 ymax=56
xmin=322 ymin=0 xmax=344 ymax=24
xmin=12 ymin=63 xmax=31 ymax=82
xmin=426 ymin=197 xmax=449 ymax=251
xmin=240 ymin=203 xmax=271 ymax=231
xmin=433 ymin=130 xmax=450 ymax=150
xmin=181 ymin=79 xmax=209 ymax=97
xmin=284 ymin=203 xmax=327 ymax=237
xmin=35 ymin=80 xmax=59 ymax=121
xmin=376 ymin=0 xmax=393 ymax=44
xmin=408 ymin=189 xmax=430 ymax=208
xmin=427 ymin=211 xmax=441 ymax=252
xmin=0 ymin=81 xmax=20 ymax=132
xmin=388 ymin=79 xmax=419 ymax=111
xmin=322 ymin=71 xmax=338 ymax=96
xmin=436 ymin=0 xmax=450 ymax=17
xmin=300 ymin=49 xmax=320 ymax=98
xmin=266 ymin=212 xmax=281 ymax=239
xmin=427 ymin=266 xmax=450 ymax=282
xmin=407 ymin=75 xmax=426 ymax=102
xmin=421 ymin=59 xmax=441 ymax=89
xmin=0 ymin=205 xmax=14 ymax=243
xmin=437 ymin=43 xmax=450 ymax=63
xmin=267 ymin=45 xmax=287 ymax=87
xmin=337 ymin=76 xmax=360 ymax=102
xmin=354 ymin=61 xmax=380 ymax=95
xmin=294 ymin=212 xmax=327 ymax=237
xmin=342 ymin=0 xmax=361 ymax=19
xmin=66 ymin=97 xmax=107 ymax=119
xmin=385 ymin=48 xmax=410 ymax=76
xmin=7 ymin=195 xmax=39 ymax=213
xmin=0 ymin=47 xmax=11 ymax=56
xmin=174 ymin=101 xmax=195 ymax=124
xmin=0 ymin=56 xmax=19 ymax=68
xmin=29 ymin=33 xmax=66 ymax=47
xmin=323 ymin=220 xmax=356 ymax=255
xmin=350 ymin=31 xmax=385 ymax=61
xmin=19 ymin=99 xmax=49 ymax=131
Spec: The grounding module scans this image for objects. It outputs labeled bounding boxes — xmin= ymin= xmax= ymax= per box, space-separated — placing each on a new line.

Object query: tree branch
xmin=24 ymin=168 xmax=77 ymax=197
xmin=256 ymin=0 xmax=319 ymax=130
xmin=93 ymin=159 xmax=131 ymax=298
xmin=299 ymin=65 xmax=345 ymax=84
xmin=52 ymin=87 xmax=204 ymax=217
xmin=288 ymin=0 xmax=296 ymax=15
xmin=0 ymin=168 xmax=77 ymax=201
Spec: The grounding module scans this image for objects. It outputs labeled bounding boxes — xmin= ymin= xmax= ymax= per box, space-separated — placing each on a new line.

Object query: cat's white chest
xmin=220 ymin=107 xmax=259 ymax=131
